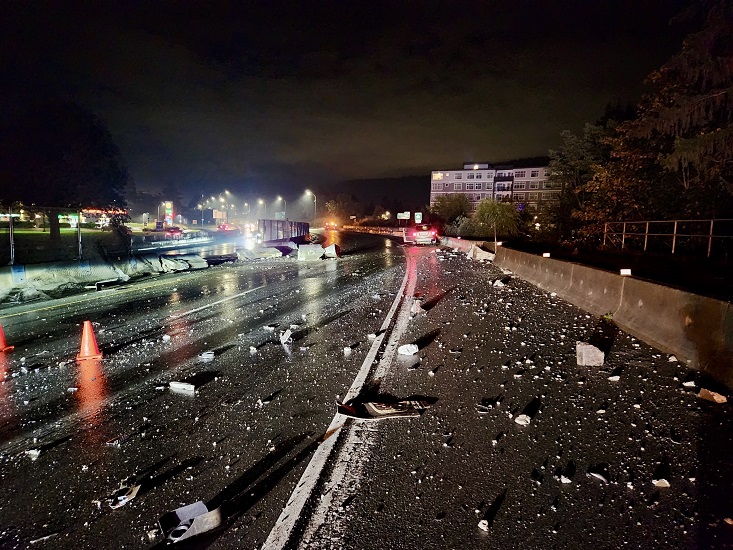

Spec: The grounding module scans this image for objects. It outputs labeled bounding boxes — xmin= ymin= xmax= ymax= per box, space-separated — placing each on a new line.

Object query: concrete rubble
xmin=576 ymin=341 xmax=605 ymax=366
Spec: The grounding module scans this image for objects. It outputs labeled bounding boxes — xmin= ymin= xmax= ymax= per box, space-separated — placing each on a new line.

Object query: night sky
xmin=4 ymin=1 xmax=690 ymax=207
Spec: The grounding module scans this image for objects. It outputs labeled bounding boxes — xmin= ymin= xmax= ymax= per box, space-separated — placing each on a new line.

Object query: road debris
xmin=699 ymin=388 xmax=727 ymax=403
xmin=337 ymin=399 xmax=433 ymax=420
xmin=158 ymin=501 xmax=222 ymax=542
xmin=514 ymin=414 xmax=531 ymax=426
xmin=576 ymin=341 xmax=605 ymax=366
xmin=199 ymin=351 xmax=215 ymax=362
xmin=107 ymin=477 xmax=141 ymax=509
xmin=280 ymin=329 xmax=292 ymax=345
xmin=170 ymin=381 xmax=197 ymax=395
xmin=398 ymin=344 xmax=419 ymax=356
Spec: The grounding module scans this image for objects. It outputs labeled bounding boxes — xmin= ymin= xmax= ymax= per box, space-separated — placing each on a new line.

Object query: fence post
xmin=644 ymin=221 xmax=649 ymax=251
xmin=77 ymin=210 xmax=83 ymax=259
xmin=672 ymin=220 xmax=678 ymax=254
xmin=621 ymin=222 xmax=626 ymax=249
xmin=9 ymin=206 xmax=15 ymax=266
xmin=708 ymin=219 xmax=714 ymax=258
xmin=603 ymin=222 xmax=607 ymax=246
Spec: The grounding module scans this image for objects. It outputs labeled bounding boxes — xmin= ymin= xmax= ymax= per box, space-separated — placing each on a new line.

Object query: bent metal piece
xmin=159 ymin=501 xmax=222 ymax=543
xmin=336 ymin=399 xmax=432 ymax=420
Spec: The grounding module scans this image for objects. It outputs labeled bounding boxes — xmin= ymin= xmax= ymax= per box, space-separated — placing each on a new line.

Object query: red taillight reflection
xmin=431 ymin=231 xmax=436 ymax=236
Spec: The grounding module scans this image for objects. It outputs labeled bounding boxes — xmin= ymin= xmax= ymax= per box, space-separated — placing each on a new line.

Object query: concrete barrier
xmin=490 ymin=243 xmax=733 ymax=386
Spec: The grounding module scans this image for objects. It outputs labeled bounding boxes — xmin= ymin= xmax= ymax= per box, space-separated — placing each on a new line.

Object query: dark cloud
xmin=3 ymin=0 xmax=690 ymax=204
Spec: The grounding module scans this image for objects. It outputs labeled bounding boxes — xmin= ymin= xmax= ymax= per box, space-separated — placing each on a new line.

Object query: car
xmin=166 ymin=226 xmax=183 ymax=237
xmin=324 ymin=221 xmax=339 ymax=230
xmin=403 ymin=224 xmax=439 ymax=245
xmin=217 ymin=224 xmax=241 ymax=234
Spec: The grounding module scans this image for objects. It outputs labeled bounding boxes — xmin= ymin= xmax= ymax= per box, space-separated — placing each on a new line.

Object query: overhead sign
xmin=414 ymin=212 xmax=422 ymax=223
xmin=397 ymin=211 xmax=410 ymax=220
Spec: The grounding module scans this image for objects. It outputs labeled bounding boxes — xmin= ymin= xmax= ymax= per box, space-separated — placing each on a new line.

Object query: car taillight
xmin=431 ymin=231 xmax=436 ymax=236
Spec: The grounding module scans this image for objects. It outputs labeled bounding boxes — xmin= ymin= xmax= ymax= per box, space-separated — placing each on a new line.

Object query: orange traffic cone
xmin=76 ymin=320 xmax=103 ymax=361
xmin=0 ymin=324 xmax=14 ymax=352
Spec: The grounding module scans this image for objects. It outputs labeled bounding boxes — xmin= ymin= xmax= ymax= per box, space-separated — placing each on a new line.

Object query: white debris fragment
xmin=170 ymin=381 xmax=196 ymax=394
xmin=343 ymin=347 xmax=352 ymax=356
xmin=560 ymin=476 xmax=572 ymax=484
xmin=668 ymin=355 xmax=678 ymax=362
xmin=199 ymin=351 xmax=215 ymax=362
xmin=25 ymin=449 xmax=41 ymax=460
xmin=280 ymin=329 xmax=292 ymax=345
xmin=162 ymin=334 xmax=171 ymax=342
xmin=67 ymin=387 xmax=79 ymax=393
xmin=478 ymin=519 xmax=489 ymax=532
xmin=514 ymin=414 xmax=531 ymax=426
xmin=608 ymin=375 xmax=620 ymax=382
xmin=682 ymin=380 xmax=695 ymax=388
xmin=249 ymin=346 xmax=257 ymax=354
xmin=653 ymin=479 xmax=670 ymax=488
xmin=264 ymin=324 xmax=277 ymax=332
xmin=493 ymin=280 xmax=505 ymax=288
xmin=576 ymin=342 xmax=605 ymax=367
xmin=367 ymin=333 xmax=377 ymax=341
xmin=398 ymin=344 xmax=419 ymax=356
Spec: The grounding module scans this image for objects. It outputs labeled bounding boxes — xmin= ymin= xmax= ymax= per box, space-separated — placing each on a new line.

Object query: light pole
xmin=277 ymin=196 xmax=287 ymax=217
xmin=258 ymin=198 xmax=265 ymax=218
xmin=305 ymin=190 xmax=317 ymax=219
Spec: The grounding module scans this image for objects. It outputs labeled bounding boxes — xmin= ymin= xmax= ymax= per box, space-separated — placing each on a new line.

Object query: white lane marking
xmin=297 ymin=254 xmax=418 ymax=546
xmin=167 ymin=284 xmax=265 ymax=319
xmin=262 ymin=263 xmax=412 ymax=550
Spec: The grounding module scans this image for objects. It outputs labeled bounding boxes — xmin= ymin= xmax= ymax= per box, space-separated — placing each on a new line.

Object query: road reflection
xmin=75 ymin=359 xmax=108 ymax=423
xmin=0 ymin=354 xmax=13 ymax=424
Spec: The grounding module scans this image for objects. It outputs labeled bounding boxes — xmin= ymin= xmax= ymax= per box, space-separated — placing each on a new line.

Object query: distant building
xmin=430 ymin=160 xmax=558 ymax=213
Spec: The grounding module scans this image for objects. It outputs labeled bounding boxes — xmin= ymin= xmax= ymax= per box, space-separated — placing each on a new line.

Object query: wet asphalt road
xmin=0 ymin=231 xmax=407 ymax=548
xmin=1 ymin=232 xmax=732 ymax=550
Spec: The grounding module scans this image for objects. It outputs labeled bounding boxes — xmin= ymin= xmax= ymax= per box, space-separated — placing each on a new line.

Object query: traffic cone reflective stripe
xmin=0 ymin=324 xmax=14 ymax=352
xmin=76 ymin=320 xmax=102 ymax=361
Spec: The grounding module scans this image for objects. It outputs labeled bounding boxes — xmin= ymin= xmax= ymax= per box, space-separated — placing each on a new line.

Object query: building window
xmin=475 ymin=183 xmax=482 ymax=190
xmin=515 ymin=170 xmax=526 ymax=178
xmin=529 ymin=192 xmax=539 ymax=201
xmin=542 ymin=180 xmax=554 ymax=189
xmin=486 ymin=181 xmax=493 ymax=189
xmin=466 ymin=182 xmax=475 ymax=191
xmin=475 ymin=194 xmax=481 ymax=201
xmin=542 ymin=192 xmax=555 ymax=200
xmin=475 ymin=173 xmax=482 ymax=179
xmin=467 ymin=173 xmax=475 ymax=179
xmin=530 ymin=170 xmax=540 ymax=177
xmin=529 ymin=182 xmax=539 ymax=189
xmin=544 ymin=169 xmax=551 ymax=176
xmin=432 ymin=172 xmax=444 ymax=180
xmin=431 ymin=182 xmax=442 ymax=190
xmin=514 ymin=192 xmax=525 ymax=200
xmin=455 ymin=173 xmax=462 ymax=179
xmin=514 ymin=182 xmax=526 ymax=190
xmin=454 ymin=182 xmax=463 ymax=190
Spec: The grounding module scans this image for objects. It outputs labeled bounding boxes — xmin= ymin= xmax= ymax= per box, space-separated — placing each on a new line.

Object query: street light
xmin=305 ymin=190 xmax=317 ymax=219
xmin=258 ymin=198 xmax=265 ymax=218
xmin=277 ymin=195 xmax=287 ymax=217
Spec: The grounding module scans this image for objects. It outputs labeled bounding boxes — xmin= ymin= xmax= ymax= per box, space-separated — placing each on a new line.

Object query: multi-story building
xmin=430 ymin=160 xmax=558 ymax=213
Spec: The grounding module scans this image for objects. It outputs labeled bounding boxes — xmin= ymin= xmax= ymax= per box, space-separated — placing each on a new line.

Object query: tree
xmin=630 ymin=0 xmax=733 ymax=216
xmin=431 ymin=193 xmax=471 ymax=225
xmin=548 ymin=124 xmax=614 ymax=239
xmin=472 ymin=199 xmax=521 ymax=249
xmin=0 ymin=100 xmax=129 ymax=241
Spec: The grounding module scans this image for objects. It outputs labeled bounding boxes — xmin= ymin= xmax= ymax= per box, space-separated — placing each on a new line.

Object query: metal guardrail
xmin=603 ymin=219 xmax=733 ymax=257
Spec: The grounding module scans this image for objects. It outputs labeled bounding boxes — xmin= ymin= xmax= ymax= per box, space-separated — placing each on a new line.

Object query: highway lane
xmin=0 ymin=231 xmax=409 ymax=548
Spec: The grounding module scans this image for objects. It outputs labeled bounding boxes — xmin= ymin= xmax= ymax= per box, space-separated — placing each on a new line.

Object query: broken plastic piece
xmin=652 ymin=479 xmax=670 ymax=488
xmin=199 ymin=351 xmax=215 ymax=362
xmin=478 ymin=519 xmax=489 ymax=532
xmin=514 ymin=414 xmax=531 ymax=426
xmin=280 ymin=329 xmax=292 ymax=345
xmin=336 ymin=399 xmax=432 ymax=420
xmin=159 ymin=501 xmax=222 ymax=542
xmin=108 ymin=478 xmax=141 ymax=509
xmin=170 ymin=381 xmax=196 ymax=395
xmin=397 ymin=344 xmax=419 ymax=356
xmin=699 ymin=388 xmax=727 ymax=403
